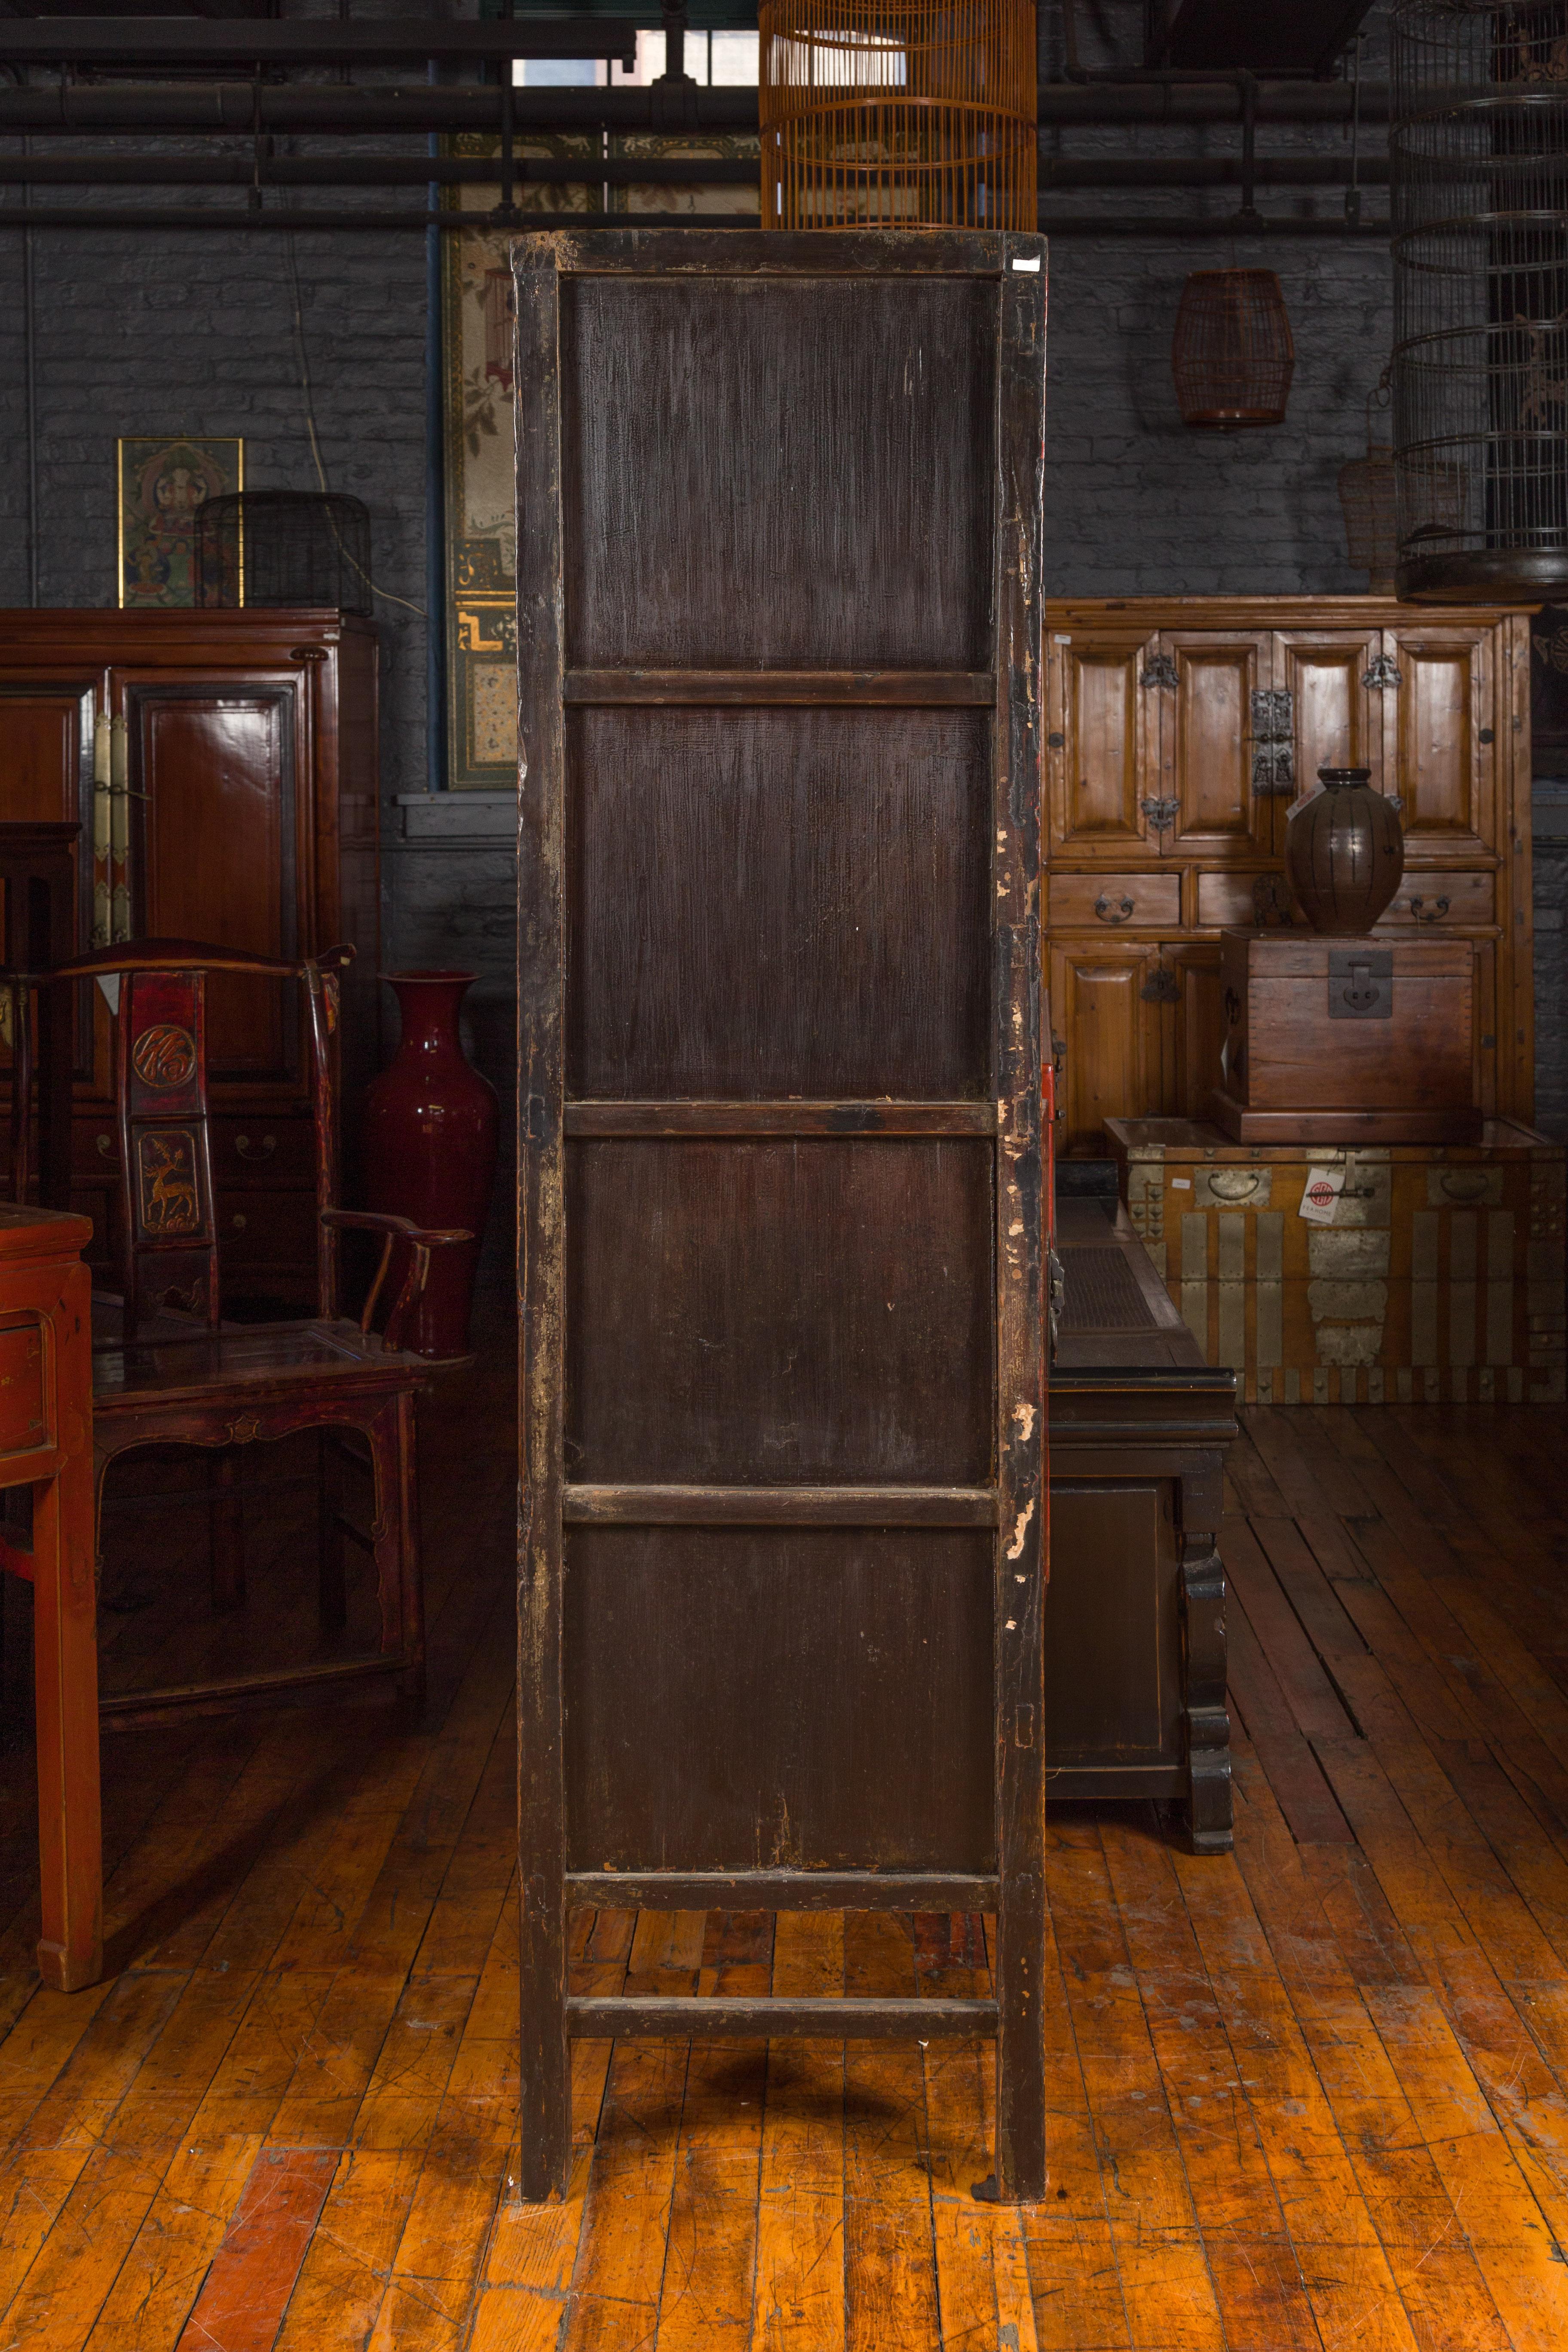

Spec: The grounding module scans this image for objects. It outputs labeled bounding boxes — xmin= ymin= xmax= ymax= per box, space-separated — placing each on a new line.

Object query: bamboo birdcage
xmin=1171 ymin=270 xmax=1295 ymax=428
xmin=759 ymin=0 xmax=1036 ymax=233
xmin=1391 ymin=0 xmax=1568 ymax=600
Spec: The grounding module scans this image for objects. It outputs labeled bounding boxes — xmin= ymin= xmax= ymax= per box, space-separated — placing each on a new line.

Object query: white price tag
xmin=1298 ymin=1165 xmax=1345 ymax=1225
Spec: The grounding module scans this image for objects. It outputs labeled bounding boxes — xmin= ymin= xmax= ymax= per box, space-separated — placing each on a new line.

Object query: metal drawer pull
xmin=1439 ymin=1170 xmax=1490 ymax=1202
xmin=1408 ymin=895 xmax=1451 ymax=924
xmin=1207 ymin=1170 xmax=1262 ymax=1202
xmin=1094 ymin=894 xmax=1135 ymax=924
xmin=96 ymin=1134 xmax=114 ymax=1159
xmin=230 ymin=1213 xmax=247 ymax=1232
xmin=235 ymin=1134 xmax=277 ymax=1159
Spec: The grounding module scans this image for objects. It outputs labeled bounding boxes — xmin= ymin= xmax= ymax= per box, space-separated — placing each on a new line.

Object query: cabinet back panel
xmin=566 ymin=1136 xmax=994 ymax=1483
xmin=564 ymin=1525 xmax=995 ymax=1872
xmin=561 ymin=274 xmax=997 ymax=669
xmin=567 ymin=704 xmax=989 ymax=1099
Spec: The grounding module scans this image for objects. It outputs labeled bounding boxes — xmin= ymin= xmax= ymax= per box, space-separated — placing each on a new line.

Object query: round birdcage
xmin=1391 ymin=0 xmax=1568 ymax=601
xmin=1339 ymin=373 xmax=1399 ymax=589
xmin=759 ymin=0 xmax=1036 ymax=233
xmin=1171 ymin=270 xmax=1295 ymax=428
xmin=195 ymin=490 xmax=374 ymax=616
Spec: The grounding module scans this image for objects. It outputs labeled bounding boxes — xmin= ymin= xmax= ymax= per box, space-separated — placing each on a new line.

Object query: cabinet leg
xmin=32 ymin=1471 xmax=102 ymax=1992
xmin=317 ymin=1430 xmax=346 ymax=1633
xmin=1181 ymin=1536 xmax=1233 ymax=1855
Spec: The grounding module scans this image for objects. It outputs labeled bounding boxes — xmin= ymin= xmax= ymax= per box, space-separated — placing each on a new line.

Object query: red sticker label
xmin=1307 ymin=1180 xmax=1336 ymax=1210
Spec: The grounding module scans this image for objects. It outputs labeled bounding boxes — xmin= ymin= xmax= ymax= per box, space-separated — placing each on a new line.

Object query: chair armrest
xmin=319 ymin=1210 xmax=473 ymax=1351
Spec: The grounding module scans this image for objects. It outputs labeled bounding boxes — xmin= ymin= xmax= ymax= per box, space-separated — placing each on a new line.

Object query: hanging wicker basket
xmin=759 ymin=0 xmax=1036 ymax=233
xmin=1171 ymin=269 xmax=1295 ymax=429
xmin=1339 ymin=373 xmax=1398 ymax=590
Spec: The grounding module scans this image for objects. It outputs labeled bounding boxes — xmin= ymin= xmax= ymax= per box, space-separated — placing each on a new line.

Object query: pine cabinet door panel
xmin=1159 ymin=942 xmax=1225 ymax=1124
xmin=1158 ymin=633 xmax=1274 ymax=855
xmin=1384 ymin=628 xmax=1494 ymax=857
xmin=1049 ymin=943 xmax=1158 ymax=1155
xmin=1273 ymin=630 xmax=1383 ymax=797
xmin=1049 ymin=634 xmax=1155 ymax=856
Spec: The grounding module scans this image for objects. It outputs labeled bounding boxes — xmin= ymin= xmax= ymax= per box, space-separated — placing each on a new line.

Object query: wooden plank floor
xmin=4 ymin=1331 xmax=1568 ymax=2347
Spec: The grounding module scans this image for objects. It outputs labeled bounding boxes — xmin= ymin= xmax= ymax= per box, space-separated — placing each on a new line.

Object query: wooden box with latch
xmin=1107 ymin=1116 xmax=1565 ymax=1404
xmin=1210 ymin=929 xmax=1482 ymax=1145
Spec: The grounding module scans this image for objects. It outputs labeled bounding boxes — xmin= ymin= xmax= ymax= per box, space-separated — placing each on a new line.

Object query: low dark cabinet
xmin=1049 ymin=1199 xmax=1238 ymax=1852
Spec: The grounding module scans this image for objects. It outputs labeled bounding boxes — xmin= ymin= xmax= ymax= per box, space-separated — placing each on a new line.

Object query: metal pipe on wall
xmin=0 ymin=80 xmax=1390 ymax=136
xmin=0 ymin=205 xmax=1392 ymax=236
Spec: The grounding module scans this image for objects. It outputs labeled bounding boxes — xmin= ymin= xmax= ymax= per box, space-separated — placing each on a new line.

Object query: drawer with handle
xmin=216 ymin=1191 xmax=317 ymax=1268
xmin=1047 ymin=873 xmax=1181 ymax=929
xmin=1378 ymin=872 xmax=1495 ymax=929
xmin=76 ymin=1116 xmax=316 ymax=1189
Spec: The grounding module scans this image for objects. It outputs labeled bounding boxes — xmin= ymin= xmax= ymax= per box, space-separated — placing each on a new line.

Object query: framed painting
xmin=117 ymin=436 xmax=243 ymax=609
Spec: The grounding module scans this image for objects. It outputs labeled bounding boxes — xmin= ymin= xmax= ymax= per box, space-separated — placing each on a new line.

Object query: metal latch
xmin=1140 ymin=654 xmax=1178 ymax=689
xmin=1250 ymin=689 xmax=1295 ymax=796
xmin=1328 ymin=948 xmax=1393 ymax=1020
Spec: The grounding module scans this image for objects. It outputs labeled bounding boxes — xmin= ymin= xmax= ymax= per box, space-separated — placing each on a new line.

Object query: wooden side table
xmin=1 ymin=820 xmax=81 ymax=1212
xmin=0 ymin=1204 xmax=100 ymax=1990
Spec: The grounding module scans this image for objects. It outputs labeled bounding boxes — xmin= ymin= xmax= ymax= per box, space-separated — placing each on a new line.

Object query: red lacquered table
xmin=0 ymin=1204 xmax=100 ymax=1990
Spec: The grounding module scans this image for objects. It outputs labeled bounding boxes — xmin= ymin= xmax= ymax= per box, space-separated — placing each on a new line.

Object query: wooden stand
xmin=0 ymin=1204 xmax=100 ymax=1991
xmin=515 ymin=232 xmax=1047 ymax=2202
xmin=1211 ymin=929 xmax=1482 ymax=1145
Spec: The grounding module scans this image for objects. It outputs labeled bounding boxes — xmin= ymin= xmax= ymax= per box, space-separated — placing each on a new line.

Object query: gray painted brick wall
xmin=1 ymin=0 xmax=1559 ymax=1143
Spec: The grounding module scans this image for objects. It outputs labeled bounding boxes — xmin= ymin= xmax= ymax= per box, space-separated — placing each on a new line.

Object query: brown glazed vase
xmin=1284 ymin=767 xmax=1405 ymax=935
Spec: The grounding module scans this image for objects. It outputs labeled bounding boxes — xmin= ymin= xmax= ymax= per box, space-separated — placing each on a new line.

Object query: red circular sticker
xmin=1307 ymin=1179 xmax=1336 ymax=1210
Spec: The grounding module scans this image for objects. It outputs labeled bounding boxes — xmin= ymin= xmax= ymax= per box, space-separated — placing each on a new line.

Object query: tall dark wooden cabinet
xmin=515 ymin=229 xmax=1048 ymax=2200
xmin=0 ymin=610 xmax=380 ymax=1304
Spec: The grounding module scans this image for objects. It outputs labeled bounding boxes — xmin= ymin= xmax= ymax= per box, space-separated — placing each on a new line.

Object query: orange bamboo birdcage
xmin=759 ymin=0 xmax=1036 ymax=233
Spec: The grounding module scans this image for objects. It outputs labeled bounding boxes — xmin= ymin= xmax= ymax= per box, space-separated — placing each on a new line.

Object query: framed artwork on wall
xmin=117 ymin=436 xmax=243 ymax=609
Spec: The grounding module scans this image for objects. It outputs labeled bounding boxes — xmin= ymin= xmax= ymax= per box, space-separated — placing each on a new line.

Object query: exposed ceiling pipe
xmin=0 ymin=151 xmax=1388 ymax=190
xmin=0 ymin=80 xmax=1389 ymax=136
xmin=0 ymin=205 xmax=1392 ymax=236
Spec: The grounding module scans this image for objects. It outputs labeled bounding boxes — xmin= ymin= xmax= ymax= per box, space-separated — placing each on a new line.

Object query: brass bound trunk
xmin=1108 ymin=1116 xmax=1566 ymax=1405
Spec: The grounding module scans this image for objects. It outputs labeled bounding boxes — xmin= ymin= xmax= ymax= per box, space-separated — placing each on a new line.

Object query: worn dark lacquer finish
xmin=566 ymin=1139 xmax=993 ymax=1483
xmin=568 ymin=705 xmax=990 ymax=1099
xmin=515 ymin=227 xmax=1047 ymax=2202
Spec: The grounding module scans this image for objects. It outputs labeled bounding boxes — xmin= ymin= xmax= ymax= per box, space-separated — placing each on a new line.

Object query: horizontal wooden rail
xmin=567 ymin=1995 xmax=998 ymax=2040
xmin=565 ymin=1101 xmax=996 ymax=1138
xmin=567 ymin=1869 xmax=1000 ymax=1910
xmin=562 ymin=1485 xmax=998 ymax=1528
xmin=564 ymin=668 xmax=996 ymax=707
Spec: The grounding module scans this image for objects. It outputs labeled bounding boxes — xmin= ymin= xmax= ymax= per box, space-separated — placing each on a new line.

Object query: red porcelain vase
xmin=362 ymin=971 xmax=499 ymax=1361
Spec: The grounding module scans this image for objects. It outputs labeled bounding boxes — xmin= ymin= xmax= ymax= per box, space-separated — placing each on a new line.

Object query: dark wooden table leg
xmin=1180 ymin=1470 xmax=1233 ymax=1855
xmin=33 ymin=1257 xmax=101 ymax=1992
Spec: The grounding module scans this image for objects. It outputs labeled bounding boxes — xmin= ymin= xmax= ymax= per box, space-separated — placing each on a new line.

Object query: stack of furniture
xmin=0 ymin=609 xmax=380 ymax=1307
xmin=1044 ymin=596 xmax=1535 ymax=1155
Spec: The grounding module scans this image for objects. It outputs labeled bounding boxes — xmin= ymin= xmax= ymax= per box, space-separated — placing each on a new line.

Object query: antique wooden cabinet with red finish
xmin=1044 ymin=596 xmax=1535 ymax=1154
xmin=0 ymin=610 xmax=380 ymax=1305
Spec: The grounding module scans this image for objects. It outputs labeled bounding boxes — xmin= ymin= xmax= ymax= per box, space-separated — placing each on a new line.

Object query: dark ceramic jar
xmin=362 ymin=971 xmax=499 ymax=1361
xmin=1284 ymin=767 xmax=1405 ymax=935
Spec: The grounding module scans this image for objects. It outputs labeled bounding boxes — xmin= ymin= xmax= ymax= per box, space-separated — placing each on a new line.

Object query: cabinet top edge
xmin=1044 ymin=597 xmax=1540 ymax=622
xmin=0 ymin=607 xmax=377 ymax=641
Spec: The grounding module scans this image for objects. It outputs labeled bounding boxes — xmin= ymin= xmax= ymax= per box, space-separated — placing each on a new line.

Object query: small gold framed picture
xmin=117 ymin=435 xmax=243 ymax=608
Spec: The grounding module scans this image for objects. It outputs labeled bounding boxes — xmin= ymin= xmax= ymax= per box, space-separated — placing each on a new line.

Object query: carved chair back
xmin=8 ymin=941 xmax=350 ymax=1340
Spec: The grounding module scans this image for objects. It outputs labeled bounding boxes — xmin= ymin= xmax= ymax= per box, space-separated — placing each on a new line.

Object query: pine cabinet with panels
xmin=0 ymin=610 xmax=381 ymax=1304
xmin=1044 ymin=598 xmax=1534 ymax=1155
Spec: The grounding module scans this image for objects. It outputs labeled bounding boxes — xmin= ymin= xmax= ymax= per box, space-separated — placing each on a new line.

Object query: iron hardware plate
xmin=1250 ymin=688 xmax=1295 ymax=796
xmin=1328 ymin=947 xmax=1393 ymax=1020
xmin=1362 ymin=653 xmax=1403 ymax=690
xmin=1252 ymin=745 xmax=1295 ymax=795
xmin=1140 ymin=655 xmax=1179 ymax=689
xmin=1139 ymin=796 xmax=1179 ymax=831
